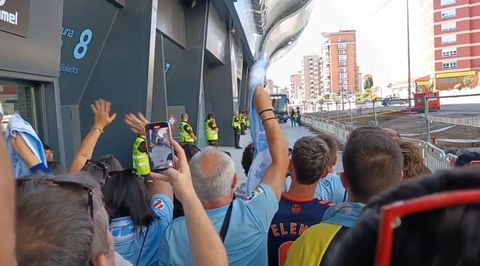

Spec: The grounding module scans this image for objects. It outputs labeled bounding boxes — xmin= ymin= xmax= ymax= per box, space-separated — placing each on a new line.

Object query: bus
xmin=270 ymin=94 xmax=289 ymax=123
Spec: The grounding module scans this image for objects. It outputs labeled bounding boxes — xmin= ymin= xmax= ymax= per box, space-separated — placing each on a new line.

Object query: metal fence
xmin=303 ymin=114 xmax=458 ymax=171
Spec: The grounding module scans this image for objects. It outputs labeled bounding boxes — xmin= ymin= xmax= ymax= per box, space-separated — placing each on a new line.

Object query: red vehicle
xmin=414 ymin=91 xmax=440 ymax=112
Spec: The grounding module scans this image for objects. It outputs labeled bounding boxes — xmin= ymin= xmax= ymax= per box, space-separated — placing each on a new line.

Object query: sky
xmin=267 ymin=0 xmax=424 ymax=89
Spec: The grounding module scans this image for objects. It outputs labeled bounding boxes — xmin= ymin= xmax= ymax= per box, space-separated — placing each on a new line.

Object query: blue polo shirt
xmin=110 ymin=194 xmax=173 ymax=266
xmin=159 ymin=183 xmax=278 ymax=266
xmin=316 ymin=174 xmax=348 ymax=203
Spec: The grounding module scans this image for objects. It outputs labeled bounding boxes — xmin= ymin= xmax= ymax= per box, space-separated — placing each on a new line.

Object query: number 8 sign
xmin=74 ymin=29 xmax=93 ymax=60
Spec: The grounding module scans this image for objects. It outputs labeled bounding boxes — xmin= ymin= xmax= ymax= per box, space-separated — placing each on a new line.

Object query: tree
xmin=362 ymin=88 xmax=381 ymax=103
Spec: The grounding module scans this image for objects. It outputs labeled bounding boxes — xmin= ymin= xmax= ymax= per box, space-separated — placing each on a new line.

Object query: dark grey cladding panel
xmin=0 ymin=0 xmax=63 ymax=77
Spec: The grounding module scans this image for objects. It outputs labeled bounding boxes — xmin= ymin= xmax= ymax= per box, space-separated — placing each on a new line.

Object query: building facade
xmin=290 ymin=72 xmax=303 ymax=101
xmin=0 ymin=0 xmax=256 ymax=166
xmin=322 ymin=30 xmax=359 ymax=95
xmin=302 ymin=55 xmax=321 ymax=100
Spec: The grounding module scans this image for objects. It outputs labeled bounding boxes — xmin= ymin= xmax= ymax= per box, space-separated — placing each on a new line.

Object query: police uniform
xmin=179 ymin=121 xmax=195 ymax=144
xmin=232 ymin=114 xmax=242 ymax=149
xmin=205 ymin=118 xmax=219 ymax=146
xmin=132 ymin=136 xmax=151 ymax=176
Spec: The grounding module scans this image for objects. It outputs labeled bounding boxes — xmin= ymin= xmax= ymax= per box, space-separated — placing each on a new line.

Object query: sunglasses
xmin=16 ymin=175 xmax=95 ymax=220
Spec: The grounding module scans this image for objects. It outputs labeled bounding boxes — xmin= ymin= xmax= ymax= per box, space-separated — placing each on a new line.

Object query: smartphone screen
xmin=145 ymin=122 xmax=175 ymax=172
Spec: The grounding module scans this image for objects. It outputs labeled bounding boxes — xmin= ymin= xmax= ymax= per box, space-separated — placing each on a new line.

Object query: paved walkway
xmin=219 ymin=123 xmax=343 ymax=189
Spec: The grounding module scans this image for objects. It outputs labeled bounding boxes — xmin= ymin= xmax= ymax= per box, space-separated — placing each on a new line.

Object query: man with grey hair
xmin=159 ymin=86 xmax=290 ymax=265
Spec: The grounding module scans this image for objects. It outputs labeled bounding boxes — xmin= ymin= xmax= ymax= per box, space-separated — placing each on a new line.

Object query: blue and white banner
xmin=246 ymin=59 xmax=272 ymax=195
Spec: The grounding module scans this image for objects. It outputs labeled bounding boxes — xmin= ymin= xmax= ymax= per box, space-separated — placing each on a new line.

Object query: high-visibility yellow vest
xmin=205 ymin=119 xmax=219 ymax=141
xmin=179 ymin=121 xmax=195 ymax=144
xmin=232 ymin=115 xmax=241 ymax=130
xmin=132 ymin=137 xmax=151 ymax=176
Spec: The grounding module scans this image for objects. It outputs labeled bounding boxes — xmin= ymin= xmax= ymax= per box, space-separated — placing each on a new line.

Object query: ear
xmin=288 ymin=159 xmax=294 ymax=172
xmin=333 ymin=156 xmax=337 ymax=166
xmin=321 ymin=168 xmax=329 ymax=179
xmin=91 ymin=254 xmax=114 ymax=266
xmin=400 ymin=170 xmax=405 ymax=181
xmin=340 ymin=172 xmax=349 ymax=189
xmin=231 ymin=174 xmax=239 ymax=192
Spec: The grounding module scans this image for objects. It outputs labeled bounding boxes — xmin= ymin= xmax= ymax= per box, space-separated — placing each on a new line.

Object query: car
xmin=382 ymin=96 xmax=407 ymax=106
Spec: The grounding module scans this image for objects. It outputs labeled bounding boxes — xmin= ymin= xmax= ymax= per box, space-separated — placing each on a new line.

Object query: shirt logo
xmin=291 ymin=204 xmax=301 ymax=213
xmin=153 ymin=199 xmax=165 ymax=210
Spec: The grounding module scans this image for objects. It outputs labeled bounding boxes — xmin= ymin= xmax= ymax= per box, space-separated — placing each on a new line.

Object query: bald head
xmin=190 ymin=147 xmax=236 ymax=202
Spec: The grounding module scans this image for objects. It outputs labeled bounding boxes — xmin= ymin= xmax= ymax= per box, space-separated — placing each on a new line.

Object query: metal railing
xmin=303 ymin=115 xmax=457 ymax=171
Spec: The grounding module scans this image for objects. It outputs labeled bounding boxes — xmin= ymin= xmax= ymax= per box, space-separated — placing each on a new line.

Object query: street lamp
xmin=407 ymin=0 xmax=412 ymax=109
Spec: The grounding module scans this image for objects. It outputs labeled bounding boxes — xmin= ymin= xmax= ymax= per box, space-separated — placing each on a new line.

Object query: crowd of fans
xmin=1 ymin=86 xmax=480 ymax=266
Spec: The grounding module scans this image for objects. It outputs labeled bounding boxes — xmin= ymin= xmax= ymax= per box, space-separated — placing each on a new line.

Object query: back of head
xmin=383 ymin=128 xmax=401 ymax=138
xmin=241 ymin=143 xmax=255 ymax=176
xmin=455 ymin=151 xmax=480 ymax=167
xmin=181 ymin=113 xmax=188 ymax=121
xmin=291 ymin=136 xmax=330 ymax=185
xmin=330 ymin=167 xmax=480 ymax=266
xmin=342 ymin=127 xmax=403 ymax=203
xmin=317 ymin=133 xmax=337 ymax=167
xmin=17 ymin=173 xmax=111 ymax=265
xmin=190 ymin=147 xmax=236 ymax=202
xmin=98 ymin=154 xmax=123 ymax=171
xmin=398 ymin=140 xmax=429 ymax=179
xmin=180 ymin=144 xmax=201 ymax=162
xmin=103 ymin=171 xmax=154 ymax=227
xmin=47 ymin=161 xmax=67 ymax=175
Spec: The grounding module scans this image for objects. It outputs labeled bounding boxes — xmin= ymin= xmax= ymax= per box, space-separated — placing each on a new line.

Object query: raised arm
xmin=0 ymin=133 xmax=17 ymax=265
xmin=254 ymin=86 xmax=289 ymax=200
xmin=69 ymin=99 xmax=117 ymax=174
xmin=124 ymin=113 xmax=173 ymax=200
xmin=152 ymin=140 xmax=228 ymax=266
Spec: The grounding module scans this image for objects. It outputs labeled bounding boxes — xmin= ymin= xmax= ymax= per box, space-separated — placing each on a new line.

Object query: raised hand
xmin=124 ymin=113 xmax=150 ymax=137
xmin=91 ymin=99 xmax=117 ymax=130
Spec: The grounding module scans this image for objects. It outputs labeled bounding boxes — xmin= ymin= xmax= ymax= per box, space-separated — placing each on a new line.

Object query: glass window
xmin=441 ymin=22 xmax=456 ymax=31
xmin=442 ymin=48 xmax=457 ymax=57
xmin=441 ymin=9 xmax=456 ymax=19
xmin=338 ymin=42 xmax=347 ymax=49
xmin=338 ymin=55 xmax=347 ymax=61
xmin=442 ymin=61 xmax=457 ymax=69
xmin=441 ymin=0 xmax=455 ymax=6
xmin=441 ymin=34 xmax=456 ymax=44
xmin=0 ymin=84 xmax=38 ymax=132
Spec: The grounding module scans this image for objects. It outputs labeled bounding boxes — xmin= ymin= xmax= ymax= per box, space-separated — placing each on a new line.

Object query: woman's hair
xmin=206 ymin=113 xmax=215 ymax=121
xmin=98 ymin=154 xmax=123 ymax=171
xmin=398 ymin=140 xmax=429 ymax=179
xmin=102 ymin=170 xmax=154 ymax=228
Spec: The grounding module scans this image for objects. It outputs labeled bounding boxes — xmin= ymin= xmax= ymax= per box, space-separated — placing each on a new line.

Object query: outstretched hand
xmin=91 ymin=99 xmax=117 ymax=130
xmin=150 ymin=139 xmax=195 ymax=203
xmin=124 ymin=113 xmax=150 ymax=137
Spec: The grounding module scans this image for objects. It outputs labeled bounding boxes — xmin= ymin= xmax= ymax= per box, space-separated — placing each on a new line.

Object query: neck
xmin=285 ymin=177 xmax=317 ymax=199
xmin=202 ymin=197 xmax=233 ymax=210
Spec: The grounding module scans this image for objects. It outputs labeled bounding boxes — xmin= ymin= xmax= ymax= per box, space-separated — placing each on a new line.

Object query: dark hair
xmin=330 ymin=167 xmax=480 ymax=266
xmin=180 ymin=144 xmax=201 ymax=162
xmin=98 ymin=154 xmax=123 ymax=171
xmin=206 ymin=113 xmax=215 ymax=121
xmin=383 ymin=128 xmax=401 ymax=138
xmin=292 ymin=136 xmax=330 ymax=185
xmin=43 ymin=144 xmax=52 ymax=151
xmin=455 ymin=152 xmax=480 ymax=167
xmin=241 ymin=143 xmax=255 ymax=176
xmin=47 ymin=161 xmax=67 ymax=175
xmin=317 ymin=133 xmax=338 ymax=166
xmin=398 ymin=140 xmax=430 ymax=179
xmin=102 ymin=171 xmax=154 ymax=228
xmin=342 ymin=127 xmax=403 ymax=203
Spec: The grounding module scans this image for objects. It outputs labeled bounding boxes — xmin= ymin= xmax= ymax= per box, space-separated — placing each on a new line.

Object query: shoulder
xmin=241 ymin=184 xmax=275 ymax=203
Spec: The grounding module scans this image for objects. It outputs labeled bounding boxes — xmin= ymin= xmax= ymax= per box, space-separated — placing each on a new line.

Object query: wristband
xmin=262 ymin=117 xmax=277 ymax=125
xmin=92 ymin=127 xmax=104 ymax=134
xmin=259 ymin=108 xmax=274 ymax=117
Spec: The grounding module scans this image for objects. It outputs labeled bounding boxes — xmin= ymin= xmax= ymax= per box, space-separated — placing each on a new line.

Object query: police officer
xmin=240 ymin=111 xmax=247 ymax=135
xmin=132 ymin=135 xmax=151 ymax=176
xmin=232 ymin=112 xmax=242 ymax=149
xmin=179 ymin=113 xmax=197 ymax=145
xmin=205 ymin=113 xmax=219 ymax=146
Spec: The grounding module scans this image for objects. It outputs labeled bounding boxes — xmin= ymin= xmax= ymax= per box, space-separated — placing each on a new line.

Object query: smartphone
xmin=145 ymin=122 xmax=175 ymax=172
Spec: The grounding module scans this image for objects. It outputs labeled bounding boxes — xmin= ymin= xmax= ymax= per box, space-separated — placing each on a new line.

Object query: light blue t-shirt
xmin=159 ymin=183 xmax=279 ymax=266
xmin=316 ymin=174 xmax=348 ymax=203
xmin=284 ymin=174 xmax=348 ymax=203
xmin=110 ymin=194 xmax=173 ymax=266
